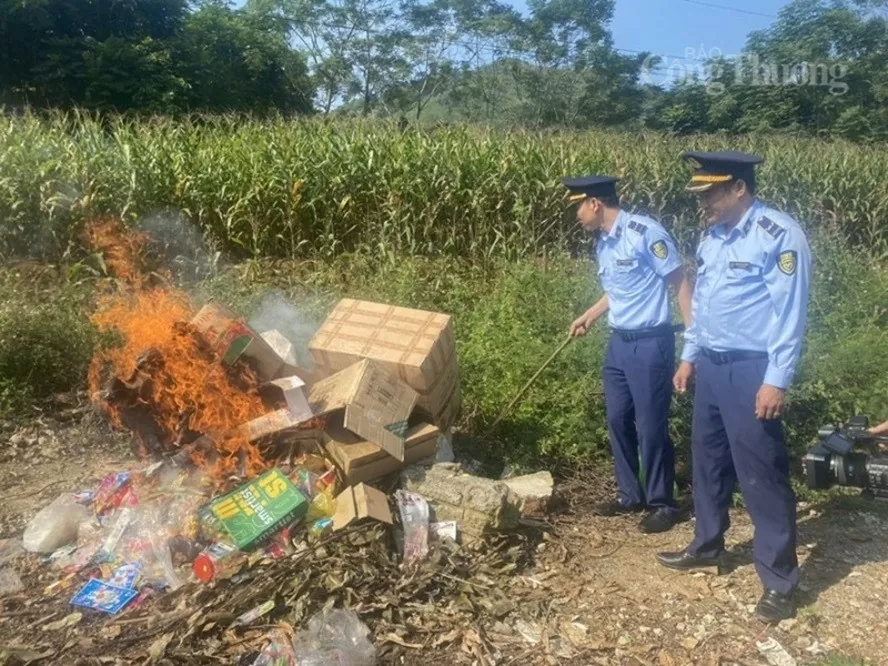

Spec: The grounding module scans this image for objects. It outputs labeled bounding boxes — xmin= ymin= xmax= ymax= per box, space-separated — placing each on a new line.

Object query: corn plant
xmin=1 ymin=111 xmax=887 ymax=262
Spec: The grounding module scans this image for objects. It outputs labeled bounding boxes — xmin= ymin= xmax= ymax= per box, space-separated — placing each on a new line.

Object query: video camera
xmin=802 ymin=415 xmax=888 ymax=499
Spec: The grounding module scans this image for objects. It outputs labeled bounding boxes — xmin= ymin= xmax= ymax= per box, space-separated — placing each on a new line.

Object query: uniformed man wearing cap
xmin=562 ymin=175 xmax=693 ymax=534
xmin=656 ymin=152 xmax=812 ymax=622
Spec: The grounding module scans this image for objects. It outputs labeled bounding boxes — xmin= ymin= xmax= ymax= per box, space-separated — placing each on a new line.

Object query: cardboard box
xmin=209 ymin=468 xmax=308 ymax=549
xmin=191 ymin=303 xmax=287 ymax=381
xmin=332 ymin=483 xmax=393 ymax=531
xmin=325 ymin=418 xmax=440 ymax=485
xmin=308 ymin=359 xmax=418 ymax=461
xmin=239 ymin=409 xmax=307 ymax=442
xmin=266 ymin=376 xmax=313 ymax=423
xmin=308 ymin=299 xmax=461 ymax=430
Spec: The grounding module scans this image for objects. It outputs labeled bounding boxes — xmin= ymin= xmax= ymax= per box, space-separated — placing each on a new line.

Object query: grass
xmin=816 ymin=657 xmax=868 ymax=666
xmin=4 ymin=235 xmax=883 ymax=478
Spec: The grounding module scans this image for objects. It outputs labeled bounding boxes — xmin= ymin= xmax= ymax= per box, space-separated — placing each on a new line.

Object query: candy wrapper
xmin=166 ymin=493 xmax=203 ymax=542
xmin=308 ymin=518 xmax=333 ymax=538
xmin=56 ymin=542 xmax=102 ymax=576
xmin=97 ymin=508 xmax=133 ymax=560
xmin=94 ymin=472 xmax=132 ymax=517
xmin=233 ymin=599 xmax=275 ymax=626
xmin=44 ymin=572 xmax=78 ymax=597
xmin=70 ymin=578 xmax=138 ymax=614
xmin=290 ymin=468 xmax=320 ymax=500
xmin=395 ymin=491 xmax=430 ymax=564
xmin=73 ymin=491 xmax=96 ymax=506
xmin=253 ymin=628 xmax=298 ymax=666
xmin=430 ymin=521 xmax=458 ymax=543
xmin=107 ymin=563 xmax=142 ymax=589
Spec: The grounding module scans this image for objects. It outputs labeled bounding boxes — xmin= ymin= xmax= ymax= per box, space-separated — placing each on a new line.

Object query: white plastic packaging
xmin=22 ymin=494 xmax=90 ymax=553
xmin=293 ymin=608 xmax=376 ymax=666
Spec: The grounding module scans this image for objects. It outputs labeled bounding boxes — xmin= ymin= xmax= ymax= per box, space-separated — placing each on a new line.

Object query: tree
xmin=177 ymin=4 xmax=314 ymax=114
xmin=0 ymin=0 xmax=189 ymax=109
xmin=256 ymin=0 xmax=412 ymax=115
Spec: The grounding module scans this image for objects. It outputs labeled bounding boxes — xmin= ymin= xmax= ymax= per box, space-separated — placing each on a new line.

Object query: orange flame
xmin=86 ymin=220 xmax=269 ymax=479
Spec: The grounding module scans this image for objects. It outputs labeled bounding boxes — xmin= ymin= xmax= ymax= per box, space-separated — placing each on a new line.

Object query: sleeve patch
xmin=778 ymin=250 xmax=797 ymax=275
xmin=650 ymin=240 xmax=668 ymax=259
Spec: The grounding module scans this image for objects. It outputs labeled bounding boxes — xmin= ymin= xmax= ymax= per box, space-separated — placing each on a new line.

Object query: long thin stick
xmin=488 ymin=335 xmax=574 ymax=431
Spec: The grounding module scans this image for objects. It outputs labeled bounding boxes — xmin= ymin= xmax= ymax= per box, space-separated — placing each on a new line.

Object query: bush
xmin=0 ymin=292 xmax=97 ymax=416
xmin=215 ymin=247 xmax=888 ymax=475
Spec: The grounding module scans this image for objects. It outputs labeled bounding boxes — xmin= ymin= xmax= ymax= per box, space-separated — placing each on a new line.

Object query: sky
xmin=234 ymin=0 xmax=796 ymax=85
xmin=513 ymin=0 xmax=795 ymax=84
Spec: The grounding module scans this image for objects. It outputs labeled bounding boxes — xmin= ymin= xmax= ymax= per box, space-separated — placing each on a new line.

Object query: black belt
xmin=611 ymin=323 xmax=682 ymax=342
xmin=700 ymin=348 xmax=768 ymax=365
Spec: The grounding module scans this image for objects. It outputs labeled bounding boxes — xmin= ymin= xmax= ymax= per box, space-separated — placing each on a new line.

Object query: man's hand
xmin=755 ymin=384 xmax=786 ymax=420
xmin=570 ymin=311 xmax=597 ymax=337
xmin=868 ymin=420 xmax=888 ymax=437
xmin=673 ymin=361 xmax=694 ymax=393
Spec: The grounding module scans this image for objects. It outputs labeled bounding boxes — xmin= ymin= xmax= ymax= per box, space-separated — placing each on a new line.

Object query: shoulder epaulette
xmin=757 ymin=216 xmax=785 ymax=239
xmin=628 ymin=220 xmax=647 ymax=234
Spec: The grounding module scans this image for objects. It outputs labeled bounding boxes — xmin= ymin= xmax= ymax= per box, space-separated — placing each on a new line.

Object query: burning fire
xmin=86 ymin=219 xmax=268 ymax=478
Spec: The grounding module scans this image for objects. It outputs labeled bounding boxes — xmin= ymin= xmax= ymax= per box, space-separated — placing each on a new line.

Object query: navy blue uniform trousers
xmin=603 ymin=333 xmax=677 ymax=511
xmin=688 ymin=354 xmax=799 ymax=594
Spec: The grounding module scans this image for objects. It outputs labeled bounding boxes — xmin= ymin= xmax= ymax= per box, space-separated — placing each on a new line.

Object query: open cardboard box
xmin=332 ymin=483 xmax=393 ymax=531
xmin=324 ymin=415 xmax=439 ymax=485
xmin=307 ymin=359 xmax=418 ymax=461
xmin=308 ymin=299 xmax=461 ymax=430
xmin=191 ymin=302 xmax=317 ymax=384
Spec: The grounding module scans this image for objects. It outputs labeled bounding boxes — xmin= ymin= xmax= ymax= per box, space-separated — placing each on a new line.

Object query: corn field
xmin=2 ymin=111 xmax=888 ymax=262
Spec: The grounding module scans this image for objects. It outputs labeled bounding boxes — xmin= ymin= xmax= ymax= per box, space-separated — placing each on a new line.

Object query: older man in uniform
xmin=563 ymin=175 xmax=692 ymax=534
xmin=656 ymin=152 xmax=812 ymax=623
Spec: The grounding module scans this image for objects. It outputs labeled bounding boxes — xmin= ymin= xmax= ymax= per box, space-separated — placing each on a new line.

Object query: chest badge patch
xmin=650 ymin=240 xmax=668 ymax=259
xmin=778 ymin=250 xmax=797 ymax=276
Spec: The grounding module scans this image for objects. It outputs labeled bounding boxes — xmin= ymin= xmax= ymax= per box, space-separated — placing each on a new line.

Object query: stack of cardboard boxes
xmin=192 ymin=298 xmax=461 ymax=490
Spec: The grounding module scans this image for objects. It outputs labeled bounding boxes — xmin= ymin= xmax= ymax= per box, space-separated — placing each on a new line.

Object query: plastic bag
xmin=436 ymin=430 xmax=455 ymax=463
xmin=0 ymin=568 xmax=24 ymax=596
xmin=305 ymin=492 xmax=335 ymax=523
xmin=293 ymin=608 xmax=376 ymax=666
xmin=23 ymin=494 xmax=90 ymax=553
xmin=252 ymin=627 xmax=298 ymax=666
xmin=0 ymin=539 xmax=24 ymax=567
xmin=394 ymin=490 xmax=429 ymax=564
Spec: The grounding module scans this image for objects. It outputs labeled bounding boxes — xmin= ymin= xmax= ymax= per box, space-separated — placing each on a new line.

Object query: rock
xmin=401 ymin=463 xmax=520 ymax=536
xmin=503 ymin=471 xmax=554 ymax=518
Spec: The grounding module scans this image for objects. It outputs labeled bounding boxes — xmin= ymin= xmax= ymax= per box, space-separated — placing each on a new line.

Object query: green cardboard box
xmin=209 ymin=468 xmax=308 ymax=549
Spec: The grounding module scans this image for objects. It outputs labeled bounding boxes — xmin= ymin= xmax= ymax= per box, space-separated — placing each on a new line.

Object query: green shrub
xmin=210 ymin=247 xmax=888 ymax=474
xmin=0 ymin=293 xmax=97 ymax=415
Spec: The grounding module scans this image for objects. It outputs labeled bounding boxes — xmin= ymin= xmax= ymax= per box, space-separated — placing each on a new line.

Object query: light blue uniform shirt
xmin=596 ymin=210 xmax=683 ymax=330
xmin=681 ymin=199 xmax=812 ymax=389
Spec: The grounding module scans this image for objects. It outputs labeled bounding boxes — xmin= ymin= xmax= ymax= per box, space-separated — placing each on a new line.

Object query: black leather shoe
xmin=755 ymin=589 xmax=795 ymax=623
xmin=593 ymin=500 xmax=645 ymax=517
xmin=638 ymin=508 xmax=678 ymax=534
xmin=656 ymin=548 xmax=721 ymax=571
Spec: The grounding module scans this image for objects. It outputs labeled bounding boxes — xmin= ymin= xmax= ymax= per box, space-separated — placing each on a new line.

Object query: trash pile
xmin=0 ymin=222 xmax=555 ymax=663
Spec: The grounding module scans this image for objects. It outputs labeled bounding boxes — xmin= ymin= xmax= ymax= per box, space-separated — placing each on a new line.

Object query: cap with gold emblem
xmin=561 ymin=175 xmax=619 ymax=203
xmin=680 ymin=151 xmax=764 ymax=193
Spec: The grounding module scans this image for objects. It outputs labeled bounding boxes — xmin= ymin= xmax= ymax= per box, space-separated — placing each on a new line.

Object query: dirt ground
xmin=1 ymin=413 xmax=886 ymax=666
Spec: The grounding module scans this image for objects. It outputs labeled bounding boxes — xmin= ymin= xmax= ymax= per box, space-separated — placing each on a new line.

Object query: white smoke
xmin=247 ymin=291 xmax=321 ymax=368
